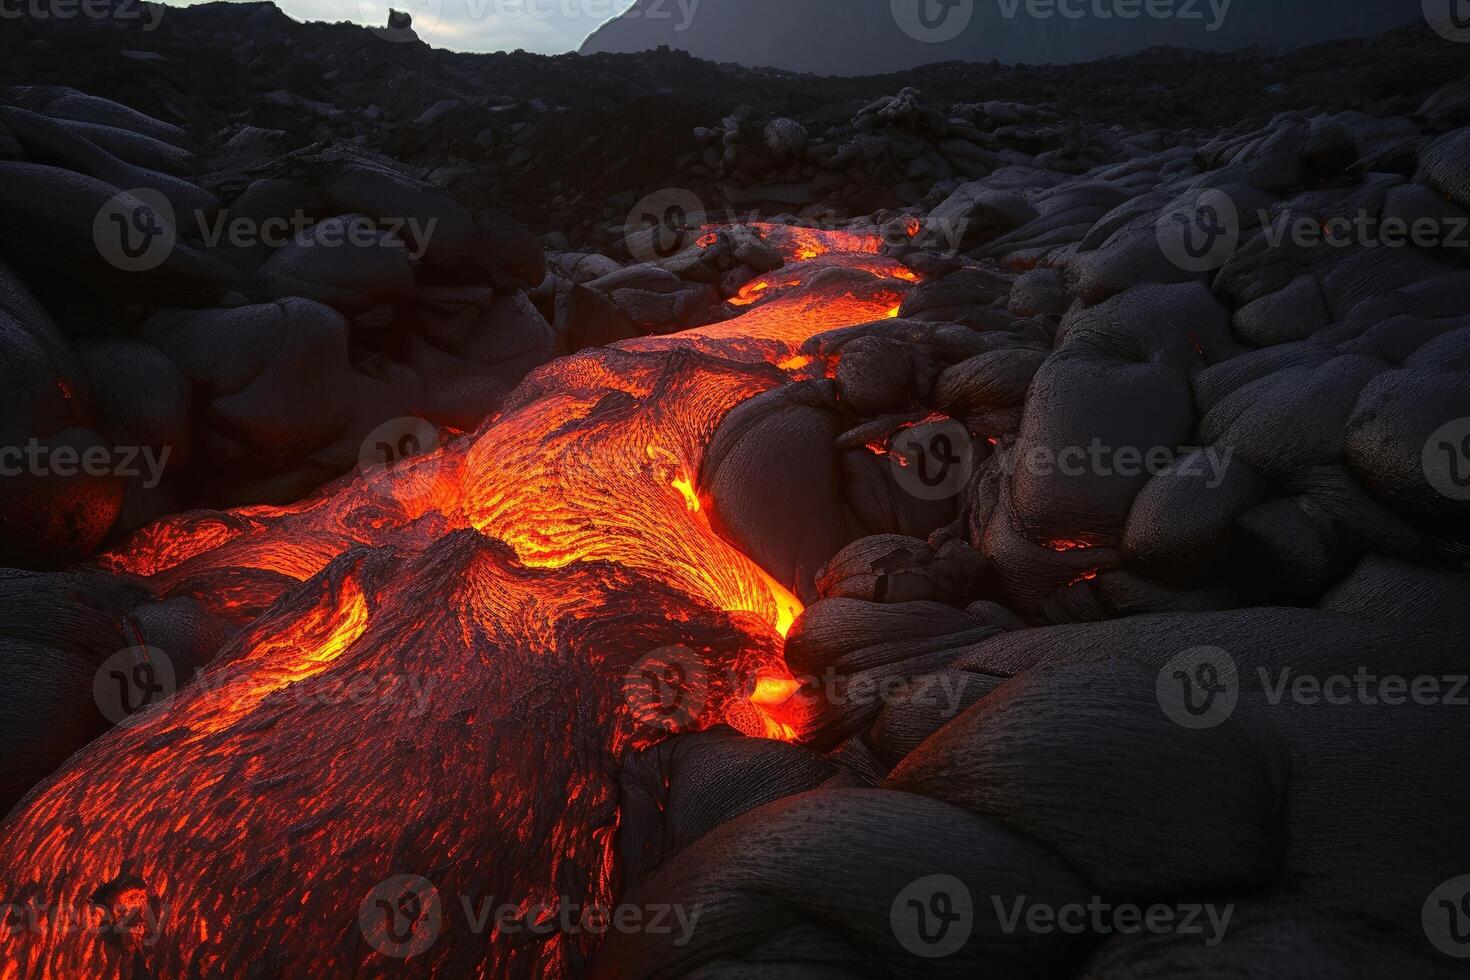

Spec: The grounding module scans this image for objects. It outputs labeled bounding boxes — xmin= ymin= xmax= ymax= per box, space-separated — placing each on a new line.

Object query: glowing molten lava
xmin=0 ymin=229 xmax=913 ymax=978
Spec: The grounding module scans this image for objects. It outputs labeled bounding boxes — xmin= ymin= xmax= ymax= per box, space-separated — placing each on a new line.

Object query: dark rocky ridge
xmin=582 ymin=0 xmax=1419 ymax=75
xmin=0 ymin=3 xmax=1462 ymax=248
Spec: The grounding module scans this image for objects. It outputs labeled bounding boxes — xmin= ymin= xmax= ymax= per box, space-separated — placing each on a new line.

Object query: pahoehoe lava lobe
xmin=0 ymin=238 xmax=906 ymax=977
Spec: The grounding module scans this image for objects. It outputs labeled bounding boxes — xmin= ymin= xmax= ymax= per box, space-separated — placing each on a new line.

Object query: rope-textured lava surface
xmin=0 ymin=229 xmax=910 ymax=979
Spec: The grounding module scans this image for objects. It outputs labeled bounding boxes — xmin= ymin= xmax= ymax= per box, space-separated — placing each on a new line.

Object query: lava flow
xmin=0 ymin=228 xmax=909 ymax=979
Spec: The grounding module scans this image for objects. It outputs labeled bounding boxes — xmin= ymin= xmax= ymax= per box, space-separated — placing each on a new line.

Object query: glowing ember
xmin=0 ymin=228 xmax=911 ymax=978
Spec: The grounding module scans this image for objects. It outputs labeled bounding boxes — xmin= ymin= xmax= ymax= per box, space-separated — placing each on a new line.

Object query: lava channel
xmin=0 ymin=230 xmax=910 ymax=979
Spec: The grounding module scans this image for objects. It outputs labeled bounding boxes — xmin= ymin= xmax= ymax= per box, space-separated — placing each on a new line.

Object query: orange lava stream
xmin=0 ymin=231 xmax=912 ymax=979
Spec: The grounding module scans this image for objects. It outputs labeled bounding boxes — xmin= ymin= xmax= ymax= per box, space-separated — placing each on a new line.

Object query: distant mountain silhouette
xmin=580 ymin=0 xmax=1422 ymax=75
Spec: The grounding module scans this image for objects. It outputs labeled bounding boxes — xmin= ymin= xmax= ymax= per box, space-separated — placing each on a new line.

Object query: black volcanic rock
xmin=582 ymin=0 xmax=1420 ymax=75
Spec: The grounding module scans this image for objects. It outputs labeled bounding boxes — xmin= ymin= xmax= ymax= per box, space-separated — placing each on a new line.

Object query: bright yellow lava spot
xmin=751 ymin=676 xmax=801 ymax=705
xmin=671 ymin=476 xmax=701 ymax=513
